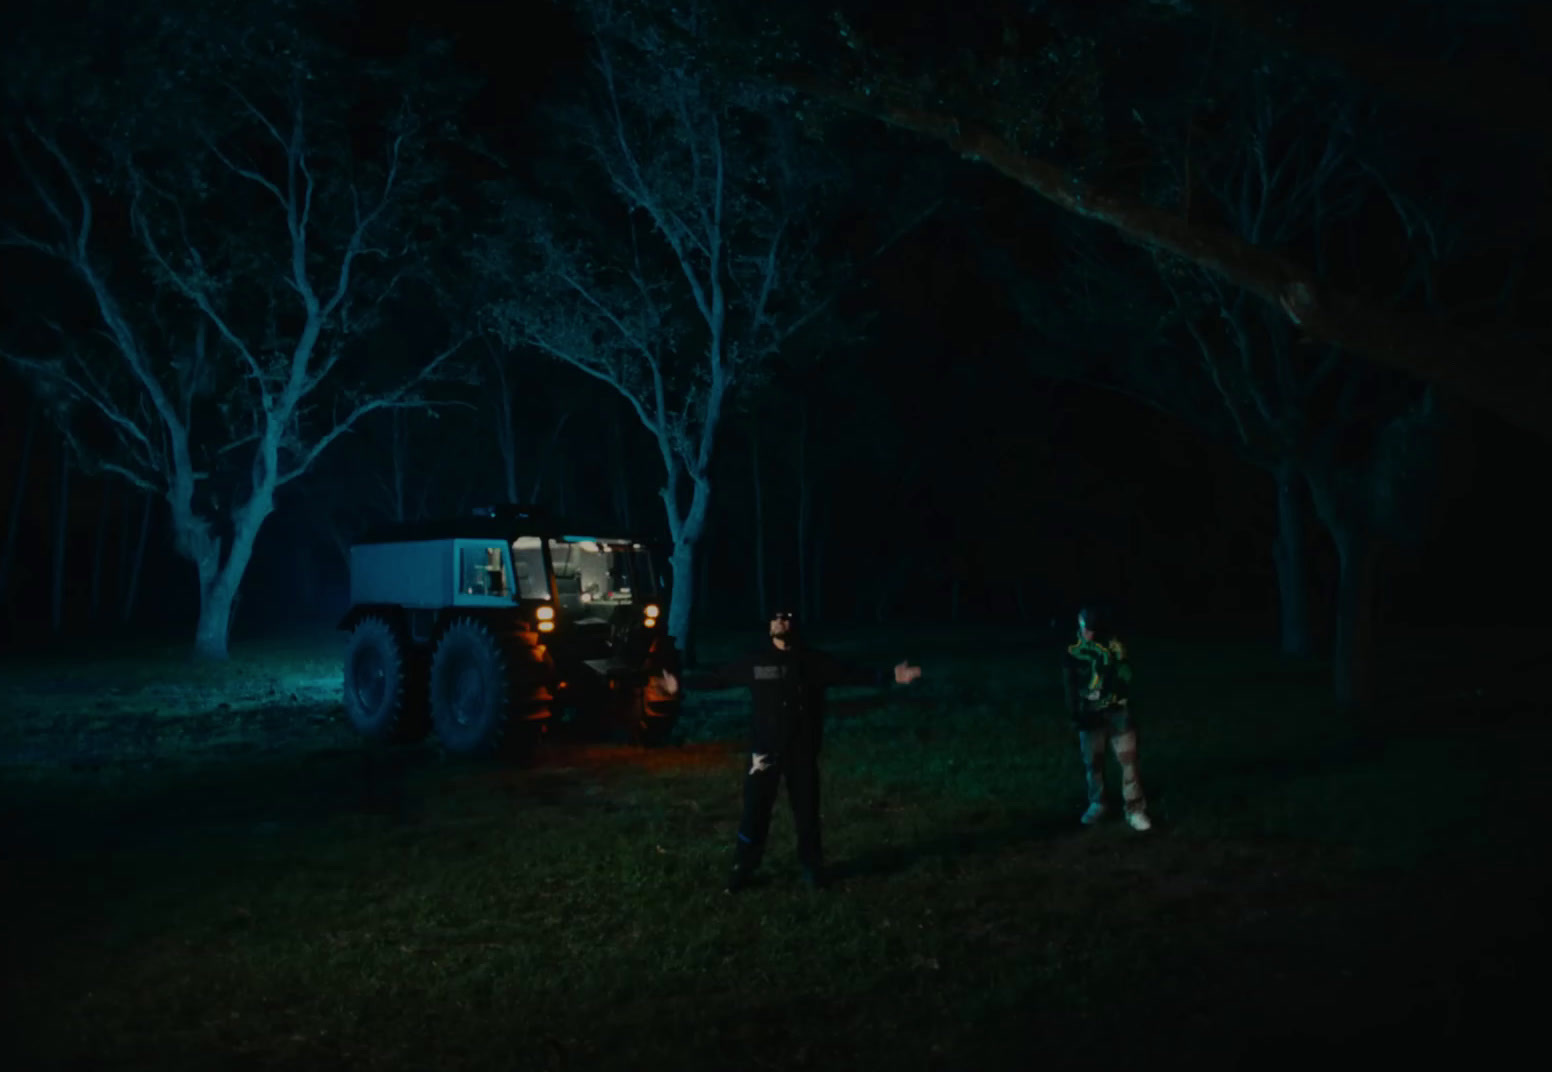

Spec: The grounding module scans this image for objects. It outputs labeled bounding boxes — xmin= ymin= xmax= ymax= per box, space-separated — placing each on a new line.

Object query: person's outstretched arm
xmin=658 ymin=655 xmax=757 ymax=696
xmin=810 ymin=649 xmax=922 ymax=688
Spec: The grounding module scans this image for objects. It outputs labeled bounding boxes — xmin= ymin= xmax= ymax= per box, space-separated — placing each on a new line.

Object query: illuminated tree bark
xmin=485 ymin=7 xmax=841 ymax=647
xmin=2 ymin=24 xmax=469 ymax=658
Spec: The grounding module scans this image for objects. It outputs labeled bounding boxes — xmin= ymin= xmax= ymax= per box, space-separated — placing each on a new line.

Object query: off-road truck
xmin=338 ymin=505 xmax=680 ymax=756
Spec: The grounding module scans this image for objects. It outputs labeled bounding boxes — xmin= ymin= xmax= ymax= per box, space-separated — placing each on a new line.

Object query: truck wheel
xmin=636 ymin=677 xmax=681 ymax=748
xmin=429 ymin=618 xmax=542 ymax=757
xmin=343 ymin=616 xmax=429 ymax=744
xmin=635 ymin=712 xmax=679 ymax=747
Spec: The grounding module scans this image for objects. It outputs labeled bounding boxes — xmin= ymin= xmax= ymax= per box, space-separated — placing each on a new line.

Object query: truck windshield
xmin=510 ymin=537 xmax=552 ymax=600
xmin=548 ymin=538 xmax=650 ymax=612
xmin=630 ymin=548 xmax=658 ymax=598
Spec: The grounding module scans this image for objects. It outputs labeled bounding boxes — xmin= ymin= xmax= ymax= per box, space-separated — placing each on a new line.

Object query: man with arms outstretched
xmin=660 ymin=608 xmax=922 ymax=892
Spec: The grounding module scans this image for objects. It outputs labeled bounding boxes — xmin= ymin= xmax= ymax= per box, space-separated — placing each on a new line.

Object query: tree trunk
xmin=663 ymin=478 xmax=711 ymax=648
xmin=121 ymin=491 xmax=152 ymax=625
xmin=194 ymin=572 xmax=238 ymax=659
xmin=750 ymin=426 xmax=768 ymax=622
xmin=51 ymin=430 xmax=71 ymax=635
xmin=0 ymin=400 xmax=39 ymax=601
xmin=191 ymin=495 xmax=274 ymax=660
xmin=811 ymin=503 xmax=825 ymax=626
xmin=1331 ymin=525 xmax=1379 ymax=713
xmin=668 ymin=539 xmax=698 ymax=659
xmin=529 ymin=410 xmax=573 ymax=506
xmin=490 ymin=352 xmax=519 ymax=504
xmin=1272 ymin=464 xmax=1314 ymax=658
xmin=90 ymin=480 xmax=112 ymax=622
xmin=796 ymin=403 xmax=811 ymax=623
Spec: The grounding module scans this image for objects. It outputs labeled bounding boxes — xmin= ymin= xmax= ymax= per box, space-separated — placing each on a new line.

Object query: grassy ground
xmin=0 ymin=626 xmax=1545 ymax=1070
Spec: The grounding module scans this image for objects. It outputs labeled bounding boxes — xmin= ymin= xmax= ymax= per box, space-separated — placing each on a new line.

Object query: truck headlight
xmin=536 ymin=606 xmax=555 ymax=621
xmin=643 ymin=604 xmax=659 ymax=619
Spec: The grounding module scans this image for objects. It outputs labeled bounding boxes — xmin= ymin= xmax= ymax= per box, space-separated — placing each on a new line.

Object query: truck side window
xmin=460 ymin=544 xmax=507 ymax=597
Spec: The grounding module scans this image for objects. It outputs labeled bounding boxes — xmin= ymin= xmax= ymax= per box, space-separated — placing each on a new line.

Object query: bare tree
xmin=119 ymin=487 xmax=153 ymax=625
xmin=49 ymin=420 xmax=71 ymax=635
xmin=485 ymin=342 xmax=524 ymax=506
xmin=483 ymin=4 xmax=845 ymax=644
xmin=1148 ymin=82 xmax=1369 ymax=657
xmin=482 ymin=341 xmax=583 ymax=509
xmin=0 ymin=388 xmax=39 ymax=604
xmin=1 ymin=17 xmax=469 ymax=657
xmin=749 ymin=4 xmax=1552 ymax=435
xmin=1149 ymin=77 xmax=1463 ymax=709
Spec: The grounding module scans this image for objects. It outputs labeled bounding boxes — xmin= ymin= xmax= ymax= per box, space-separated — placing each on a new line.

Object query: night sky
xmin=2 ymin=0 xmax=1549 ymax=647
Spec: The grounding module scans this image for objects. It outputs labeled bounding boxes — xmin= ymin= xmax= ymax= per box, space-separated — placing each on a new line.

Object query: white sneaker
xmin=1081 ymin=803 xmax=1108 ymax=825
xmin=1126 ymin=810 xmax=1152 ymax=832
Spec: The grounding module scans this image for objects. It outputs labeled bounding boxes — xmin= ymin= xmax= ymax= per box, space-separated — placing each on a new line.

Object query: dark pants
xmin=734 ymin=748 xmax=822 ymax=872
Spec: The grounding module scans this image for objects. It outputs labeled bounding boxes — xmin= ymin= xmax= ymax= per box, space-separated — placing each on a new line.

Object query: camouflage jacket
xmin=1062 ymin=632 xmax=1133 ymax=726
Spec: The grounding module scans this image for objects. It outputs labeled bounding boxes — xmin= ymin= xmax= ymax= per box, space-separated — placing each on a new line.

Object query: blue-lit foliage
xmin=1 ymin=0 xmax=475 ymax=657
xmin=479 ymin=0 xmax=855 ymax=646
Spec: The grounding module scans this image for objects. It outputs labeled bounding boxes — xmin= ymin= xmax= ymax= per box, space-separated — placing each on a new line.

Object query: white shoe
xmin=1126 ymin=810 xmax=1152 ymax=832
xmin=1081 ymin=803 xmax=1108 ymax=825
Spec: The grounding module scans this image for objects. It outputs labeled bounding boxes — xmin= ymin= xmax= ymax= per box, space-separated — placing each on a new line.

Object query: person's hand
xmin=894 ymin=661 xmax=922 ymax=685
xmin=658 ymin=671 xmax=680 ymax=696
xmin=1085 ymin=689 xmax=1101 ymax=702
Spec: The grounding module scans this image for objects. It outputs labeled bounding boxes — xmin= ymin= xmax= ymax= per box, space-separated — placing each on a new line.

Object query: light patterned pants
xmin=1079 ymin=727 xmax=1147 ymax=815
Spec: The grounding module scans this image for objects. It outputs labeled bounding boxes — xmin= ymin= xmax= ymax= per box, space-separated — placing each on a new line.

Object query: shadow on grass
xmin=829 ymin=810 xmax=1084 ymax=884
xmin=1177 ymin=730 xmax=1388 ymax=793
xmin=0 ymin=742 xmax=442 ymax=858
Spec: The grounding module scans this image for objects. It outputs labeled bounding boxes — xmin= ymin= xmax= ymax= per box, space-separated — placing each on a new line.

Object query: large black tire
xmin=429 ymin=618 xmax=549 ymax=757
xmin=635 ymin=710 xmax=679 ymax=748
xmin=343 ymin=616 xmax=430 ymax=744
xmin=634 ymin=677 xmax=681 ymax=748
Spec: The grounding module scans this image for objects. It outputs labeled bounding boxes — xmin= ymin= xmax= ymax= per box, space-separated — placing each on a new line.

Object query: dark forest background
xmin=2 ymin=0 xmax=1548 ymax=703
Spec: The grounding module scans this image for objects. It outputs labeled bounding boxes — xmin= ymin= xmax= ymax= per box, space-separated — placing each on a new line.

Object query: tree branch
xmin=277 ymin=335 xmax=469 ymax=485
xmin=594 ymin=39 xmax=715 ymax=325
xmin=125 ymin=167 xmax=269 ymax=388
xmin=199 ymin=131 xmax=287 ymax=212
xmin=786 ymin=71 xmax=1552 ymax=436
xmin=318 ymin=131 xmax=403 ymax=326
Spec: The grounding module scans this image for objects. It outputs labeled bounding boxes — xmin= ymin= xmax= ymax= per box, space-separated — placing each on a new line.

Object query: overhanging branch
xmin=783 ymin=71 xmax=1552 ymax=437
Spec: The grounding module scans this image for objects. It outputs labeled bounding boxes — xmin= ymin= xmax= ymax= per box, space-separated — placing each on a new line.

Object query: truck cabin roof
xmin=352 ymin=517 xmax=647 ymax=547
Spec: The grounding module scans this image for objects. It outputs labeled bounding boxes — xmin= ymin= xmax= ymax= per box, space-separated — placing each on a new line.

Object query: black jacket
xmin=680 ymin=643 xmax=890 ymax=755
xmin=1061 ymin=631 xmax=1134 ymax=730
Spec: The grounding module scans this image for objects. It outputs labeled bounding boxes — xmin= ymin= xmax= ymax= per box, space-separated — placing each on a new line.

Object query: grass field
xmin=1 ymin=626 xmax=1545 ymax=1070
